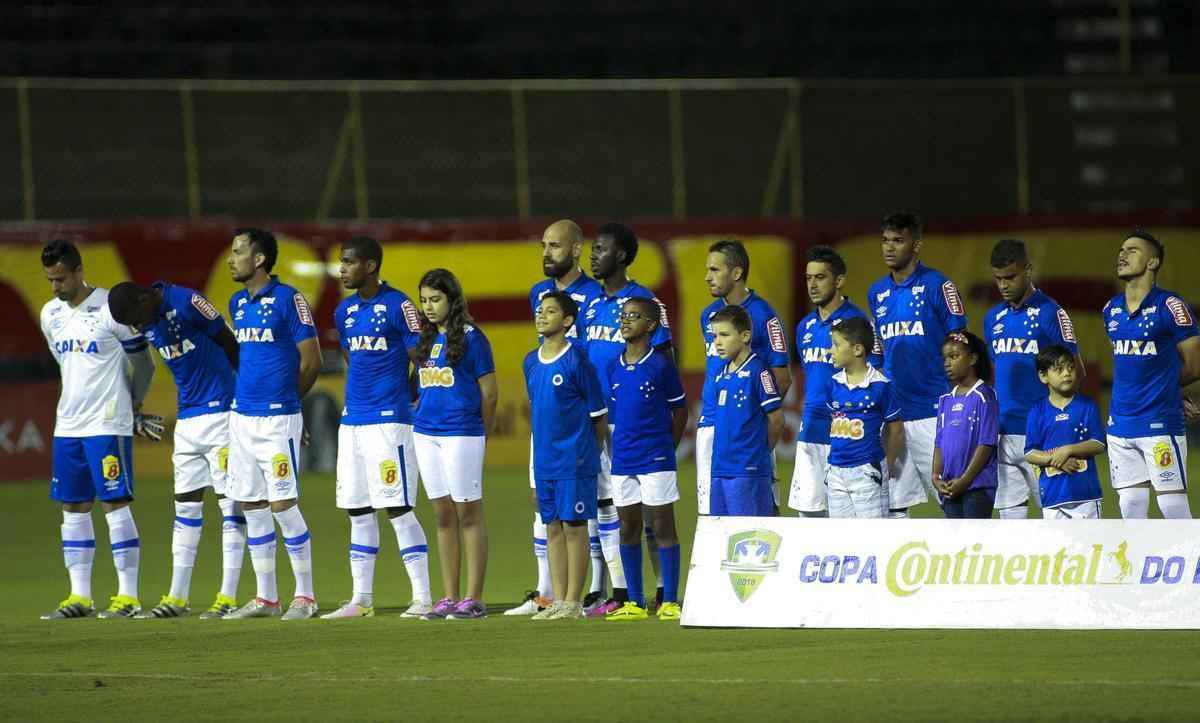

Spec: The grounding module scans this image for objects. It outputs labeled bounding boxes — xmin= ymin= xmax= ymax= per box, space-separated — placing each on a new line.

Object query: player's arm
xmin=766 ymin=407 xmax=784 ymax=450
xmin=771 ymin=365 xmax=792 ymax=402
xmin=671 ymin=405 xmax=688 ymax=449
xmin=127 ymin=346 xmax=155 ymax=409
xmin=215 ymin=324 xmax=239 ymax=371
xmin=931 ymin=446 xmax=947 ymax=494
xmin=296 ymin=337 xmax=321 ymax=398
xmin=654 ymin=341 xmax=676 ymax=363
xmin=883 ymin=419 xmax=904 ymax=480
xmin=478 ymin=372 xmax=498 ymax=438
xmin=1178 ymin=336 xmax=1200 ymax=386
xmin=593 ymin=413 xmax=609 ymax=451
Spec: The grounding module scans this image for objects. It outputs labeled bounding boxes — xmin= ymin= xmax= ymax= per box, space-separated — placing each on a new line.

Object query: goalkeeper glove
xmin=134 ymin=413 xmax=165 ymax=441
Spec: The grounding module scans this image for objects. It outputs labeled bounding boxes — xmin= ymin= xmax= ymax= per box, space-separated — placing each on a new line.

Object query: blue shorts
xmin=50 ymin=436 xmax=135 ymax=503
xmin=535 ymin=476 xmax=598 ymax=523
xmin=710 ymin=475 xmax=775 ymax=517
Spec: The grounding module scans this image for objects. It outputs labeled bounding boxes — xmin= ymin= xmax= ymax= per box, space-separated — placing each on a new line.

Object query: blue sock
xmin=619 ymin=543 xmax=644 ymax=607
xmin=660 ymin=544 xmax=681 ymax=603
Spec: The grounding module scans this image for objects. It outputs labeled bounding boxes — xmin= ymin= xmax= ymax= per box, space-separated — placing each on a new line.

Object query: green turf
xmin=5 ymin=461 xmax=1200 ymax=721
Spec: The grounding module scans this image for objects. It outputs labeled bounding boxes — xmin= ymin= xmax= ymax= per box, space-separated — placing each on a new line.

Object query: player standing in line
xmin=698 ymin=239 xmax=791 ymax=516
xmin=791 ymin=245 xmax=881 ymax=518
xmin=983 ymin=239 xmax=1084 ymax=519
xmin=321 ymin=236 xmax=433 ymax=620
xmin=107 ymin=281 xmax=244 ymax=619
xmin=604 ymin=297 xmax=688 ymax=622
xmin=867 ymin=212 xmax=968 ymax=517
xmin=413 ymin=269 xmax=497 ymax=620
xmin=933 ymin=332 xmax=1000 ymax=519
xmin=222 ymin=228 xmax=321 ymax=620
xmin=507 ymin=219 xmax=604 ymax=617
xmin=1105 ymin=231 xmax=1200 ymax=519
xmin=39 ymin=240 xmax=158 ymax=620
xmin=524 ymin=291 xmax=608 ymax=621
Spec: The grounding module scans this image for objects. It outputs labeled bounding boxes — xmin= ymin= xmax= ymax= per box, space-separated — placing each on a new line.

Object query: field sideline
xmin=6 ymin=460 xmax=1200 ymax=721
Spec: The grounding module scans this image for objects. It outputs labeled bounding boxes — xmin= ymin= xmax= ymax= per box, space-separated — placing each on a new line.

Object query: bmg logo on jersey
xmin=829 ymin=415 xmax=865 ymax=440
xmin=720 ymin=529 xmax=782 ymax=603
xmin=419 ymin=366 xmax=455 ymax=388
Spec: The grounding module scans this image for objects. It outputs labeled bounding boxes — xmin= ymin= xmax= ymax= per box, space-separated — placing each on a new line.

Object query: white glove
xmin=134 ymin=413 xmax=165 ymax=442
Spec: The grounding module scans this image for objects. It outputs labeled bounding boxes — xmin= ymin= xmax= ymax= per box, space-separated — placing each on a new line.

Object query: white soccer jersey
xmin=40 ymin=287 xmax=147 ymax=437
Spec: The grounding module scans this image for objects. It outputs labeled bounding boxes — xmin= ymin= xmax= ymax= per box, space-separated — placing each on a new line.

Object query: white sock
xmin=587 ymin=518 xmax=605 ymax=595
xmin=274 ymin=506 xmax=314 ymax=600
xmin=169 ymin=501 xmax=203 ymax=601
xmin=998 ymin=505 xmax=1028 ymax=520
xmin=349 ymin=513 xmax=379 ymax=607
xmin=243 ymin=507 xmax=278 ymax=602
xmin=390 ymin=511 xmax=431 ymax=604
xmin=1158 ymin=493 xmax=1193 ymax=519
xmin=1118 ymin=487 xmax=1150 ymax=519
xmin=598 ymin=504 xmax=625 ymax=589
xmin=105 ymin=507 xmax=140 ymax=600
xmin=533 ymin=513 xmax=552 ymax=598
xmin=218 ymin=497 xmax=246 ymax=600
xmin=61 ymin=511 xmax=95 ymax=600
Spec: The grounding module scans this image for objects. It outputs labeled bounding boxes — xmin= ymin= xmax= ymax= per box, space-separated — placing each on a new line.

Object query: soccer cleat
xmin=400 ymin=600 xmax=433 ymax=619
xmin=136 ymin=594 xmax=190 ymax=619
xmin=40 ymin=594 xmax=95 ymax=620
xmin=530 ymin=600 xmax=565 ymax=621
xmin=581 ymin=590 xmax=604 ymax=614
xmin=587 ymin=599 xmax=621 ymax=618
xmin=606 ymin=601 xmax=649 ymax=621
xmin=421 ymin=597 xmax=458 ymax=621
xmin=545 ymin=601 xmax=586 ymax=620
xmin=199 ymin=594 xmax=238 ymax=619
xmin=447 ymin=598 xmax=487 ymax=620
xmin=97 ymin=594 xmax=141 ymax=619
xmin=320 ymin=601 xmax=374 ymax=619
xmin=503 ymin=590 xmax=551 ymax=616
xmin=223 ymin=597 xmax=282 ymax=619
xmin=657 ymin=601 xmax=682 ymax=621
xmin=281 ymin=596 xmax=319 ymax=621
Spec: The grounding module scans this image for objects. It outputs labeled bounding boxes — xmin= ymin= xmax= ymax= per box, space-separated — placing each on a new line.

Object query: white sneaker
xmin=223 ymin=597 xmax=282 ymax=619
xmin=281 ymin=596 xmax=319 ymax=621
xmin=320 ymin=601 xmax=374 ymax=619
xmin=531 ymin=600 xmax=566 ymax=621
xmin=546 ymin=601 xmax=585 ymax=620
xmin=400 ymin=600 xmax=433 ymax=619
xmin=504 ymin=590 xmax=552 ymax=616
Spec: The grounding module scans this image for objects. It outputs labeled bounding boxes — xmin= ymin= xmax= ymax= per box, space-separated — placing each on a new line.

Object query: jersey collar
xmin=538 ymin=341 xmax=572 ymax=364
xmin=249 ymin=275 xmax=281 ymax=301
xmin=621 ymin=348 xmax=654 ymax=366
xmin=1006 ymin=287 xmax=1046 ymax=312
xmin=1123 ymin=285 xmax=1162 ymax=316
xmin=152 ymin=281 xmax=172 ymax=321
xmin=723 ymin=352 xmax=758 ymax=377
xmin=355 ymin=281 xmax=390 ymax=304
xmin=833 ymin=365 xmax=884 ymax=390
xmin=889 ymin=262 xmax=926 ymax=289
xmin=601 ymin=279 xmax=640 ymax=300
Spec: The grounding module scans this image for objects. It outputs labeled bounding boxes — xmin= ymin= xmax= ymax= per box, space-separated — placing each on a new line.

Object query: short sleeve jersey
xmin=414 ymin=325 xmax=496 ymax=437
xmin=583 ymin=280 xmax=672 ymax=398
xmin=144 ymin=281 xmax=235 ymax=419
xmin=1024 ymin=395 xmax=1105 ymax=509
xmin=334 ymin=283 xmax=422 ymax=426
xmin=795 ymin=298 xmax=881 ymax=444
xmin=529 ymin=273 xmax=604 ymax=341
xmin=934 ymin=380 xmax=1000 ymax=493
xmin=824 ymin=366 xmax=901 ymax=468
xmin=229 ymin=276 xmax=317 ymax=417
xmin=710 ymin=353 xmax=782 ymax=478
xmin=608 ymin=348 xmax=687 ymax=475
xmin=699 ymin=291 xmax=789 ymax=427
xmin=524 ymin=342 xmax=607 ymax=480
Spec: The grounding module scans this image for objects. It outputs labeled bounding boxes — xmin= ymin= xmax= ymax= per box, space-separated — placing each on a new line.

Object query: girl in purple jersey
xmin=933 ymin=331 xmax=1000 ymax=519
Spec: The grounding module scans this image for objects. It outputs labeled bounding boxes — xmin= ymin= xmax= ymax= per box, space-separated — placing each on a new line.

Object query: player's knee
xmin=62 ymin=501 xmax=93 ymax=513
xmin=347 ymin=506 xmax=373 ymax=517
xmin=458 ymin=500 xmax=484 ymax=527
xmin=269 ymin=498 xmax=297 ymax=513
xmin=175 ymin=489 xmax=205 ymax=503
xmin=385 ymin=505 xmax=413 ymax=519
xmin=241 ymin=500 xmax=269 ymax=511
xmin=617 ymin=516 xmax=641 ymax=545
xmin=100 ymin=497 xmax=133 ymax=512
xmin=563 ymin=519 xmax=587 ymax=528
xmin=431 ymin=499 xmax=456 ymax=528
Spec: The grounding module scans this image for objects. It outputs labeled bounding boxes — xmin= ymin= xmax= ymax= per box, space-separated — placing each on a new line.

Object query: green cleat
xmin=40 ymin=594 xmax=95 ymax=620
xmin=135 ymin=594 xmax=190 ymax=619
xmin=96 ymin=594 xmax=141 ymax=619
xmin=656 ymin=601 xmax=682 ymax=621
xmin=606 ymin=601 xmax=649 ymax=621
xmin=198 ymin=593 xmax=238 ymax=619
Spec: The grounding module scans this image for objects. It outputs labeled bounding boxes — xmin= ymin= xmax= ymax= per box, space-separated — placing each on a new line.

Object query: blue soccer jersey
xmin=1104 ymin=287 xmax=1199 ymax=438
xmin=414 ymin=325 xmax=496 ymax=437
xmin=984 ymin=290 xmax=1079 ymax=436
xmin=583 ymin=280 xmax=673 ymax=397
xmin=524 ymin=342 xmax=608 ymax=480
xmin=334 ymin=283 xmax=422 ymax=426
xmin=229 ymin=276 xmax=317 ymax=416
xmin=608 ymin=348 xmax=687 ymax=476
xmin=711 ymin=353 xmax=782 ymax=478
xmin=144 ymin=282 xmax=235 ymax=419
xmin=823 ymin=366 xmax=901 ymax=468
xmin=699 ymin=291 xmax=789 ymax=428
xmin=795 ymin=297 xmax=882 ymax=444
xmin=529 ymin=273 xmax=604 ymax=341
xmin=1024 ymin=395 xmax=1105 ymax=509
xmin=867 ymin=263 xmax=967 ymax=421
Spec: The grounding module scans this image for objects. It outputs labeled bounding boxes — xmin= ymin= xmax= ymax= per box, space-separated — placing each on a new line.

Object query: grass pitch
xmin=5 ymin=461 xmax=1200 ymax=721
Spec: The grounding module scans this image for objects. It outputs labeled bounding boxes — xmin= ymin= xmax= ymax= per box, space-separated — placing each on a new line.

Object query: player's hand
xmin=932 ymin=476 xmax=951 ymax=496
xmin=944 ymin=477 xmax=970 ymax=498
xmin=1048 ymin=447 xmax=1073 ymax=470
xmin=1185 ymin=395 xmax=1200 ymax=423
xmin=1064 ymin=458 xmax=1086 ymax=474
xmin=134 ymin=413 xmax=165 ymax=442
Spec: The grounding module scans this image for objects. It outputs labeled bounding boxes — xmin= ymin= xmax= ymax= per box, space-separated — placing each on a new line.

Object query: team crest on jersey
xmin=552 ymin=373 xmax=564 ymax=386
xmin=1152 ymin=442 xmax=1174 ymax=469
xmin=101 ymin=454 xmax=120 ymax=481
xmin=401 ymin=300 xmax=422 ymax=333
xmin=190 ymin=294 xmax=220 ymax=321
xmin=271 ymin=453 xmax=290 ymax=480
xmin=217 ymin=447 xmax=229 ymax=472
xmin=380 ymin=459 xmax=399 ymax=486
xmin=293 ymin=293 xmax=314 ymax=327
xmin=720 ymin=529 xmax=782 ymax=603
xmin=767 ymin=317 xmax=786 ymax=353
xmin=1057 ymin=308 xmax=1077 ymax=342
xmin=1167 ymin=297 xmax=1195 ymax=327
xmin=759 ymin=370 xmax=777 ymax=396
xmin=943 ymin=281 xmax=965 ymax=316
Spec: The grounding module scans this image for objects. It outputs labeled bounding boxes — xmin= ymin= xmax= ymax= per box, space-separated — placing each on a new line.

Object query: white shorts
xmin=892 ymin=418 xmax=936 ymax=509
xmin=414 ymin=433 xmax=485 ymax=503
xmin=173 ymin=412 xmax=230 ymax=496
xmin=995 ymin=434 xmax=1038 ymax=509
xmin=612 ymin=470 xmax=680 ymax=507
xmin=336 ymin=423 xmax=419 ymax=509
xmin=788 ymin=441 xmax=830 ymax=513
xmin=696 ymin=425 xmax=714 ymax=515
xmin=227 ymin=412 xmax=303 ymax=503
xmin=1108 ymin=434 xmax=1188 ymax=492
xmin=1043 ymin=499 xmax=1102 ymax=520
xmin=826 ymin=464 xmax=888 ymax=519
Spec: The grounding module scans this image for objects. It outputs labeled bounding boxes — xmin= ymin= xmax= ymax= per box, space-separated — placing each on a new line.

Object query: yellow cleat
xmin=606 ymin=601 xmax=649 ymax=621
xmin=656 ymin=601 xmax=682 ymax=621
xmin=97 ymin=594 xmax=141 ymax=619
xmin=40 ymin=594 xmax=95 ymax=620
xmin=136 ymin=594 xmax=190 ymax=619
xmin=199 ymin=593 xmax=237 ymax=619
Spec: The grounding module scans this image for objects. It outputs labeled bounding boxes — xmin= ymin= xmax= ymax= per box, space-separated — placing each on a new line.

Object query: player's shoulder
xmin=746 ymin=290 xmax=780 ymax=317
xmin=700 ymin=297 xmax=723 ymax=321
xmin=839 ymin=297 xmax=869 ymax=320
xmin=334 ymin=293 xmax=357 ymax=315
xmin=796 ymin=308 xmax=820 ymax=335
xmin=40 ymin=296 xmax=64 ymax=321
xmin=983 ymin=301 xmax=1006 ymax=325
xmin=865 ymin=365 xmax=891 ymax=386
xmin=973 ymin=382 xmax=999 ymax=404
xmin=1153 ymin=287 xmax=1196 ymax=326
xmin=915 ymin=263 xmax=953 ymax=285
xmin=577 ymin=274 xmax=604 ymax=296
xmin=866 ymin=275 xmax=890 ymax=300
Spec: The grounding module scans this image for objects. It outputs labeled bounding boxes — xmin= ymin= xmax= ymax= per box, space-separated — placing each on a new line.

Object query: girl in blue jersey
xmin=414 ymin=269 xmax=498 ymax=620
xmin=933 ymin=331 xmax=1000 ymax=519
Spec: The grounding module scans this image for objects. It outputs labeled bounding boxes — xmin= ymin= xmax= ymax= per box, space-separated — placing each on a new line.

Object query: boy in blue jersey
xmin=108 ymin=281 xmax=245 ymax=619
xmin=223 ymin=229 xmax=322 ymax=620
xmin=868 ymin=211 xmax=968 ymax=517
xmin=524 ymin=291 xmax=609 ymax=620
xmin=791 ymin=245 xmax=881 ymax=518
xmin=604 ymin=297 xmax=688 ymax=622
xmin=323 ymin=236 xmax=433 ymax=620
xmin=708 ymin=305 xmax=784 ymax=516
xmin=1105 ymin=231 xmax=1200 ymax=519
xmin=822 ymin=317 xmax=903 ymax=518
xmin=699 ymin=239 xmax=791 ymax=517
xmin=1025 ymin=346 xmax=1106 ymax=519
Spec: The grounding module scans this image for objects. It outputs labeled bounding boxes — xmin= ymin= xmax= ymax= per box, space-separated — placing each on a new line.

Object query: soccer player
xmin=222 ymin=228 xmax=321 ymax=620
xmin=507 ymin=219 xmax=604 ymax=617
xmin=868 ymin=211 xmax=968 ymax=517
xmin=605 ymin=297 xmax=688 ymax=622
xmin=1105 ymin=231 xmax=1200 ymax=519
xmin=524 ymin=291 xmax=608 ymax=621
xmin=708 ymin=305 xmax=784 ymax=516
xmin=791 ymin=245 xmax=881 ymax=518
xmin=413 ymin=268 xmax=497 ymax=620
xmin=39 ymin=239 xmax=157 ymax=620
xmin=983 ymin=239 xmax=1083 ymax=519
xmin=698 ymin=239 xmax=790 ymax=517
xmin=1025 ymin=346 xmax=1106 ymax=519
xmin=822 ymin=317 xmax=903 ymax=518
xmin=933 ymin=331 xmax=999 ymax=519
xmin=321 ymin=236 xmax=433 ymax=620
xmin=107 ymin=280 xmax=244 ymax=619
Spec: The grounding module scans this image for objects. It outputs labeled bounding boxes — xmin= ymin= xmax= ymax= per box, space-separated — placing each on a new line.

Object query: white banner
xmin=681 ymin=517 xmax=1200 ymax=629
